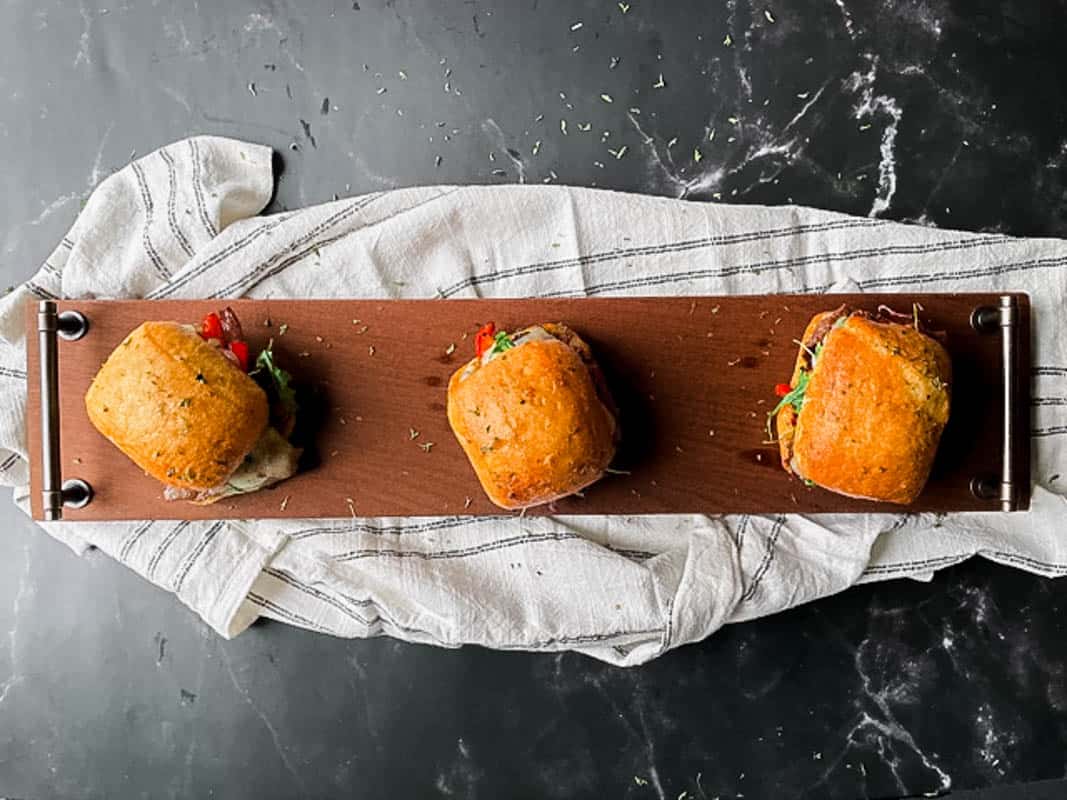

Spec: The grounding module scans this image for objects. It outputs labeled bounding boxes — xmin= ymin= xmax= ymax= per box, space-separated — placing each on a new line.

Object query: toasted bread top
xmin=447 ymin=324 xmax=617 ymax=509
xmin=85 ymin=321 xmax=269 ymax=491
xmin=776 ymin=312 xmax=951 ymax=504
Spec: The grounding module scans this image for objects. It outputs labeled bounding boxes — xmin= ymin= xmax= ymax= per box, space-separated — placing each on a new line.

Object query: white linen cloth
xmin=0 ymin=135 xmax=1063 ymax=666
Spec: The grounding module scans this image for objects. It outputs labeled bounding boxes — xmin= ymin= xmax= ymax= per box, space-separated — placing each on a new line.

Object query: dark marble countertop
xmin=1 ymin=1 xmax=1066 ymax=798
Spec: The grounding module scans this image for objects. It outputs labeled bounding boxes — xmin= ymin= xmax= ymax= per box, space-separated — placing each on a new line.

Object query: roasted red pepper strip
xmin=774 ymin=382 xmax=792 ymax=397
xmin=229 ymin=340 xmax=250 ymax=372
xmin=200 ymin=312 xmax=223 ymax=341
xmin=474 ymin=322 xmax=496 ymax=358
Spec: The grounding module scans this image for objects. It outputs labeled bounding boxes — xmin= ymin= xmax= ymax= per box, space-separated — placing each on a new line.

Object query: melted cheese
xmin=221 ymin=426 xmax=300 ymax=496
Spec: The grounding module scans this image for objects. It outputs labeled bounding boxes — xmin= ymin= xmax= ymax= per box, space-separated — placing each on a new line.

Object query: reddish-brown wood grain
xmin=26 ymin=295 xmax=1029 ymax=521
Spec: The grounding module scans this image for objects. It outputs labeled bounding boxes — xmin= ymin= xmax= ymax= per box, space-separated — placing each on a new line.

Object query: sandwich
xmin=447 ymin=322 xmax=618 ymax=510
xmin=85 ymin=308 xmax=300 ymax=504
xmin=769 ymin=306 xmax=951 ymax=504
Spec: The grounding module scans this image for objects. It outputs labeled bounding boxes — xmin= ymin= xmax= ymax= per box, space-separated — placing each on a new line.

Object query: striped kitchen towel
xmin=0 ymin=135 xmax=1063 ymax=666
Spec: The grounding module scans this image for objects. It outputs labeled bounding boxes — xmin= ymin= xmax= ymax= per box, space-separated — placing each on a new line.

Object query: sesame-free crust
xmin=84 ymin=321 xmax=269 ymax=491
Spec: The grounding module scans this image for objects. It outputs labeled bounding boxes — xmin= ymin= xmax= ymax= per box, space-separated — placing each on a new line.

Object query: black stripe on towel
xmin=189 ymin=139 xmax=219 ymax=238
xmin=130 ymin=160 xmax=171 ymax=280
xmin=437 ymin=218 xmax=879 ymax=298
xmin=741 ymin=516 xmax=786 ymax=602
xmin=172 ymin=522 xmax=225 ymax=593
xmin=159 ymin=147 xmax=196 ymax=258
xmin=246 ymin=591 xmax=334 ymax=633
xmin=334 ymin=531 xmax=583 ymax=562
xmin=118 ymin=521 xmax=154 ymax=563
xmin=146 ymin=521 xmax=191 ymax=580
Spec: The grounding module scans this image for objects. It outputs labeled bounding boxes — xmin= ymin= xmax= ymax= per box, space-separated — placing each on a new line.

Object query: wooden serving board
xmin=26 ymin=295 xmax=1030 ymax=521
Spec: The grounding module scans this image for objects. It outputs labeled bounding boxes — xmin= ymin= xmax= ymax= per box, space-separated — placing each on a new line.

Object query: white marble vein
xmin=243 ymin=12 xmax=305 ymax=73
xmin=20 ymin=122 xmax=111 ymax=234
xmin=21 ymin=192 xmax=81 ymax=232
xmin=835 ymin=0 xmax=857 ymax=38
xmin=0 ymin=541 xmax=32 ymax=709
xmin=974 ymin=702 xmax=1016 ymax=775
xmin=636 ymin=704 xmax=667 ymax=800
xmin=850 ymin=638 xmax=952 ymax=793
xmin=846 ymin=55 xmax=902 ymax=217
xmin=177 ymin=632 xmax=211 ymax=798
xmin=159 ymin=84 xmax=193 ymax=113
xmin=220 ymin=648 xmax=306 ymax=793
xmin=482 ymin=118 xmax=527 ymax=184
xmin=583 ymin=672 xmax=667 ymax=798
xmin=434 ymin=736 xmax=486 ymax=796
xmin=89 ymin=121 xmax=115 ymax=187
xmin=72 ymin=0 xmax=96 ymax=67
xmin=626 ymin=111 xmax=723 ymax=199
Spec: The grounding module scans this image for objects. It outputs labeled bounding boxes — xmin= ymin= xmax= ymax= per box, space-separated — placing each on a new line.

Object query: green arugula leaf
xmin=765 ymin=340 xmax=829 ymax=439
xmin=254 ymin=340 xmax=298 ymax=420
xmin=489 ymin=330 xmax=515 ymax=356
xmin=766 ymin=369 xmax=811 ymax=439
xmin=770 ymin=369 xmax=811 ymax=416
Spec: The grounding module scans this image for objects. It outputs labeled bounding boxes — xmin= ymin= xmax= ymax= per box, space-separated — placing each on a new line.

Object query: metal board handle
xmin=37 ymin=300 xmax=92 ymax=520
xmin=970 ymin=295 xmax=1018 ymax=512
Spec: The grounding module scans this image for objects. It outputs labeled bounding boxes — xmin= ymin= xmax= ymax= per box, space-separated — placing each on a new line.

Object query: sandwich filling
xmin=163 ymin=308 xmax=301 ymax=504
xmin=767 ymin=308 xmax=848 ymax=443
xmin=461 ymin=323 xmax=563 ymax=378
